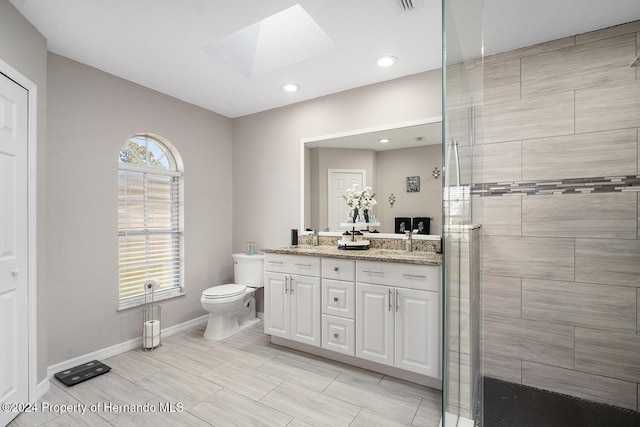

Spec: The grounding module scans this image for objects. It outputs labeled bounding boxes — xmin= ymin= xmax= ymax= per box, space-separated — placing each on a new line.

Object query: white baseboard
xmin=47 ymin=315 xmax=208 ymax=379
xmin=36 ymin=377 xmax=50 ymax=401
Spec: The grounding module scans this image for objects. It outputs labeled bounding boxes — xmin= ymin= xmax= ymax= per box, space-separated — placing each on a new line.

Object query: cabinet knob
xmin=333 ymin=333 xmax=339 ymax=339
xmin=334 ymin=267 xmax=339 ymax=272
xmin=333 ymin=297 xmax=339 ymax=302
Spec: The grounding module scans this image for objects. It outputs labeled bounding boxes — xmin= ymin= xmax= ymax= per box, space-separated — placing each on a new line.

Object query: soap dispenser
xmin=312 ymin=229 xmax=319 ymax=246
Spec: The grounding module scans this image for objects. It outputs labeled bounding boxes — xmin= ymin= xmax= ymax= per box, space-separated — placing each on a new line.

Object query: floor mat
xmin=54 ymin=360 xmax=111 ymax=386
xmin=480 ymin=377 xmax=640 ymax=427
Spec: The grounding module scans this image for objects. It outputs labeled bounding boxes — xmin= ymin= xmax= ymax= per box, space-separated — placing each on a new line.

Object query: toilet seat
xmin=202 ymin=284 xmax=246 ymax=299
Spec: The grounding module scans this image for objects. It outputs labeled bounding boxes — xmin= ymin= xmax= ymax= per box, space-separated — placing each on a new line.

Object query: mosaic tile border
xmin=471 ymin=175 xmax=640 ymax=197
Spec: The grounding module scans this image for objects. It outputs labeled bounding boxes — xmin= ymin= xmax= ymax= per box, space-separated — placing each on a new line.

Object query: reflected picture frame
xmin=406 ymin=176 xmax=420 ymax=192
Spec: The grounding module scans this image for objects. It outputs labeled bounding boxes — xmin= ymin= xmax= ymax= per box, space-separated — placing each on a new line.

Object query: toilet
xmin=200 ymin=253 xmax=264 ymax=340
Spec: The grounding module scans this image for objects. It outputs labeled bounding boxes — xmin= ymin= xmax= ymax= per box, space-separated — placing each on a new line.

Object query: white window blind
xmin=118 ymin=135 xmax=183 ymax=306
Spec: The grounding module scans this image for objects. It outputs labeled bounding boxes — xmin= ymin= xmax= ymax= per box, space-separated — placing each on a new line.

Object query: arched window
xmin=118 ymin=134 xmax=184 ymax=308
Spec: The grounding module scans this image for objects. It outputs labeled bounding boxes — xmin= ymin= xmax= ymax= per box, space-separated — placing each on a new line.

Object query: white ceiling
xmin=9 ymin=0 xmax=640 ymax=118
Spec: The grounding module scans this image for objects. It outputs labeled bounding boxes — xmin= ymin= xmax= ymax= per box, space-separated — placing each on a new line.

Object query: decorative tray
xmin=337 ymin=239 xmax=370 ymax=250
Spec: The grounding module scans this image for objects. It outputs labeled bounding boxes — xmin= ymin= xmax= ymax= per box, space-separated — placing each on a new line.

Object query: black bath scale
xmin=54 ymin=360 xmax=111 ymax=386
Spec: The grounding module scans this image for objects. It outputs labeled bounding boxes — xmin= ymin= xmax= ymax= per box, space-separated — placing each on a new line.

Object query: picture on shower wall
xmin=406 ymin=176 xmax=420 ymax=192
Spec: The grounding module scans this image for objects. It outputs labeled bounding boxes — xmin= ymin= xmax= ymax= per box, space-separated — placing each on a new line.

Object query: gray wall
xmin=232 ymin=70 xmax=442 ymax=253
xmin=308 ymin=147 xmax=376 ymax=231
xmin=376 ymin=144 xmax=442 ymax=233
xmin=478 ymin=21 xmax=640 ymax=410
xmin=0 ymin=0 xmax=48 ymax=383
xmin=46 ymin=54 xmax=233 ymax=366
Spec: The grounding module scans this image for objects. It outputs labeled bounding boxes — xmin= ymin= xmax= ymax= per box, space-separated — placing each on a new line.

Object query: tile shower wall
xmin=476 ymin=20 xmax=640 ymax=411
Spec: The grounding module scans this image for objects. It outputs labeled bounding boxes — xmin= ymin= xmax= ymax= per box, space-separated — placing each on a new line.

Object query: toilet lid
xmin=202 ymin=284 xmax=246 ymax=299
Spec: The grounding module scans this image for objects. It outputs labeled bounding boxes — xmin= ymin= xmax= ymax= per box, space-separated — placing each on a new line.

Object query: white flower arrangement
xmin=344 ymin=185 xmax=377 ymax=210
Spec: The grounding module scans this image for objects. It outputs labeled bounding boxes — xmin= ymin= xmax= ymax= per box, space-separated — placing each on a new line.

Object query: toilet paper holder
xmin=143 ymin=279 xmax=162 ymax=351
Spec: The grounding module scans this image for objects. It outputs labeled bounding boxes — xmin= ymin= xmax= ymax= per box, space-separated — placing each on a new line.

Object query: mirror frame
xmin=300 ymin=116 xmax=442 ymax=239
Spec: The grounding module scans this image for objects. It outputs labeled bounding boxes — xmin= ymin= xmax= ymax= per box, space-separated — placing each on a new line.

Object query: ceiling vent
xmin=398 ymin=0 xmax=423 ymax=11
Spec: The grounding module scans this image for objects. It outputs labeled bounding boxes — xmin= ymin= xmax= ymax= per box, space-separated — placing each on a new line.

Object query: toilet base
xmin=203 ymin=315 xmax=261 ymax=341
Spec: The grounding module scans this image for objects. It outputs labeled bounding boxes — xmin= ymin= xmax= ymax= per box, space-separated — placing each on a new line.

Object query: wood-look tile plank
xmin=109 ymin=397 xmax=211 ymax=427
xmin=521 ymin=34 xmax=636 ymax=97
xmin=135 ymin=366 xmax=222 ymax=410
xmin=60 ymin=371 xmax=157 ymax=421
xmin=522 ymin=361 xmax=638 ymax=410
xmin=482 ymin=92 xmax=574 ymax=144
xmin=200 ymin=361 xmax=283 ymax=401
xmin=190 ymin=389 xmax=293 ymax=427
xmin=256 ymin=356 xmax=339 ymax=392
xmin=576 ymin=21 xmax=640 ymax=45
xmin=522 ymin=279 xmax=637 ymax=332
xmin=103 ymin=349 xmax=171 ymax=383
xmin=145 ymin=344 xmax=226 ymax=376
xmin=483 ymin=236 xmax=574 ymax=281
xmin=482 ymin=353 xmax=522 ymax=384
xmin=483 ymin=315 xmax=574 ymax=369
xmin=10 ymin=382 xmax=85 ymax=427
xmin=477 ymin=141 xmax=522 ymax=184
xmin=36 ymin=411 xmax=112 ymax=427
xmin=522 ymin=129 xmax=638 ymax=180
xmin=483 ymin=59 xmax=521 ymax=105
xmin=260 ymin=382 xmax=359 ymax=427
xmin=483 ymin=275 xmax=521 ymax=319
xmin=412 ymin=396 xmax=442 ymax=427
xmin=349 ymin=408 xmax=414 ymax=427
xmin=307 ymin=356 xmax=383 ymax=386
xmin=482 ymin=37 xmax=575 ymax=67
xmin=576 ymin=80 xmax=640 ymax=133
xmin=522 ymin=193 xmax=637 ymax=239
xmin=575 ymin=238 xmax=640 ymax=287
xmin=480 ymin=196 xmax=522 ymax=237
xmin=322 ymin=379 xmax=422 ymax=424
xmin=575 ymin=328 xmax=640 ymax=383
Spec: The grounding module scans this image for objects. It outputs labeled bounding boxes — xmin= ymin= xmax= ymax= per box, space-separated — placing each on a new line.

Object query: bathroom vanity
xmin=263 ymin=245 xmax=442 ymax=388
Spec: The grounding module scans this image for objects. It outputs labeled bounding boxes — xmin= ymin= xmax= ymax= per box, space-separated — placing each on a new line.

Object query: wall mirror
xmin=301 ymin=117 xmax=442 ymax=236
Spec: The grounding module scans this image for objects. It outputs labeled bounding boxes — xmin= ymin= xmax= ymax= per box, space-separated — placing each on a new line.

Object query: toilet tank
xmin=232 ymin=253 xmax=265 ymax=288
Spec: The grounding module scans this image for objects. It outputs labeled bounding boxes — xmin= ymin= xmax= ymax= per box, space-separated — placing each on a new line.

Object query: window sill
xmin=117 ymin=290 xmax=186 ymax=311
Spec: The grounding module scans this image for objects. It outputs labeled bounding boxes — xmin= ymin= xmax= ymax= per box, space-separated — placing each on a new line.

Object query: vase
xmin=363 ymin=209 xmax=369 ymax=223
xmin=352 ymin=207 xmax=359 ymax=223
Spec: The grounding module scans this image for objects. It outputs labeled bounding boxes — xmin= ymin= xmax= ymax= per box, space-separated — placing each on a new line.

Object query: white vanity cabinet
xmin=321 ymin=258 xmax=356 ymax=355
xmin=264 ymin=254 xmax=321 ymax=347
xmin=356 ymin=260 xmax=441 ymax=378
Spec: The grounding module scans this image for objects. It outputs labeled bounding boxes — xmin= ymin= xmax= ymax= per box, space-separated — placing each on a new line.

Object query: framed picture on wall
xmin=395 ymin=217 xmax=411 ymax=234
xmin=406 ymin=176 xmax=420 ymax=192
xmin=412 ymin=217 xmax=431 ymax=234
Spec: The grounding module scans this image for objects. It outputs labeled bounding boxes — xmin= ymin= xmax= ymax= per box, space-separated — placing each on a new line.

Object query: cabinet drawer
xmin=264 ymin=253 xmax=321 ymax=276
xmin=322 ymin=279 xmax=355 ymax=319
xmin=356 ymin=260 xmax=440 ymax=292
xmin=322 ymin=258 xmax=355 ymax=282
xmin=322 ymin=315 xmax=355 ymax=356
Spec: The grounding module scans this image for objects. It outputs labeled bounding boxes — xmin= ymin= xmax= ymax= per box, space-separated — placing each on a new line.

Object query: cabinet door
xmin=395 ymin=288 xmax=440 ymax=377
xmin=356 ymin=283 xmax=394 ymax=366
xmin=264 ymin=272 xmax=289 ymax=339
xmin=290 ymin=274 xmax=321 ymax=347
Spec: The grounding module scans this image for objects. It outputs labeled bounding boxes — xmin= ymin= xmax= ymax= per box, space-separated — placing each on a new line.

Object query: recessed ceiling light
xmin=376 ymin=56 xmax=397 ymax=67
xmin=379 ymin=138 xmax=390 ymax=143
xmin=282 ymin=83 xmax=301 ymax=92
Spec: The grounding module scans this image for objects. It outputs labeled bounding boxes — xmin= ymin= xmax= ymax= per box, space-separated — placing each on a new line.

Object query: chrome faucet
xmin=405 ymin=230 xmax=412 ymax=252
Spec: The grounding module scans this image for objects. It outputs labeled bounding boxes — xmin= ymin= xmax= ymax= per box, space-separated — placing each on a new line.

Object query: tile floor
xmin=10 ymin=322 xmax=442 ymax=426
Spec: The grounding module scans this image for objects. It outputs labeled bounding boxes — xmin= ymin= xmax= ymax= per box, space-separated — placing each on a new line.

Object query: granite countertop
xmin=262 ymin=245 xmax=442 ymax=266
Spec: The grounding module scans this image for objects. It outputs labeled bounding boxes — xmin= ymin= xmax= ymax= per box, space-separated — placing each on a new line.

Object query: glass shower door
xmin=442 ymin=0 xmax=484 ymax=425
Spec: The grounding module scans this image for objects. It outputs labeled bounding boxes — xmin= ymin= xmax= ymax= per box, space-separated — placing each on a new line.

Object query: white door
xmin=356 ymin=283 xmax=394 ymax=366
xmin=0 ymin=73 xmax=29 ymax=426
xmin=327 ymin=169 xmax=364 ymax=231
xmin=264 ymin=272 xmax=289 ymax=339
xmin=395 ymin=288 xmax=440 ymax=377
xmin=290 ymin=274 xmax=320 ymax=347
